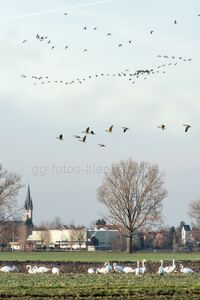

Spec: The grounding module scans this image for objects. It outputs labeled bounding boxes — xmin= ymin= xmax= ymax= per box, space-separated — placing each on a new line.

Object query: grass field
xmin=0 ymin=251 xmax=200 ymax=262
xmin=0 ymin=251 xmax=200 ymax=299
xmin=0 ymin=273 xmax=200 ymax=299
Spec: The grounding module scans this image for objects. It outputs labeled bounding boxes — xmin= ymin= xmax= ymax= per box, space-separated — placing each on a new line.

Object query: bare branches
xmin=69 ymin=227 xmax=86 ymax=249
xmin=97 ymin=159 xmax=167 ymax=252
xmin=189 ymin=200 xmax=200 ymax=228
xmin=0 ymin=164 xmax=24 ymax=223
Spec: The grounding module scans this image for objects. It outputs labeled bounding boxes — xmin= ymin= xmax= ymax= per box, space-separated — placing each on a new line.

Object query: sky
xmin=0 ymin=0 xmax=200 ymax=227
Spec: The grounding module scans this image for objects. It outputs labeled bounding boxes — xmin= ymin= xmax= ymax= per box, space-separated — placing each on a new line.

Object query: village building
xmin=181 ymin=224 xmax=191 ymax=245
xmin=2 ymin=186 xmax=199 ymax=252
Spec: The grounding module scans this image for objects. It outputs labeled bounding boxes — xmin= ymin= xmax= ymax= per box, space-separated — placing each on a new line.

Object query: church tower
xmin=24 ymin=185 xmax=33 ymax=228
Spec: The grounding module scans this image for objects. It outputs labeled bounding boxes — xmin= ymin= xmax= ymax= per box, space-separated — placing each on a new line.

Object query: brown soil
xmin=0 ymin=260 xmax=200 ymax=274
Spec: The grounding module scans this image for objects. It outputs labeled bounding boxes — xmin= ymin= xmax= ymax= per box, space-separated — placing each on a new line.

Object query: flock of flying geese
xmin=20 ymin=15 xmax=193 ymax=147
xmin=22 ymin=30 xmax=134 ymax=52
xmin=56 ymin=125 xmax=130 ymax=147
xmin=20 ymin=54 xmax=192 ymax=87
xmin=20 ymin=14 xmax=193 ymax=88
xmin=56 ymin=122 xmax=192 ymax=148
xmin=21 ymin=16 xmax=199 ymax=51
xmin=0 ymin=259 xmax=195 ymax=275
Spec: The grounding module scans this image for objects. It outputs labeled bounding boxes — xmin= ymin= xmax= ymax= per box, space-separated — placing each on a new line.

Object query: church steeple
xmin=24 ymin=185 xmax=33 ymax=211
xmin=24 ymin=185 xmax=33 ymax=224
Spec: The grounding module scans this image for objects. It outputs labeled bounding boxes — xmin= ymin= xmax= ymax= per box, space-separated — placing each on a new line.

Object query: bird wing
xmin=109 ymin=125 xmax=113 ymax=132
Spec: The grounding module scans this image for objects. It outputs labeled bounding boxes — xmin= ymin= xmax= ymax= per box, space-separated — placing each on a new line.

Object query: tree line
xmin=1 ymin=160 xmax=200 ymax=253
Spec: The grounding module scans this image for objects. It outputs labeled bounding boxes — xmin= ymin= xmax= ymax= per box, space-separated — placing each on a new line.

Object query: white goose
xmin=135 ymin=261 xmax=140 ymax=276
xmin=157 ymin=260 xmax=165 ymax=275
xmin=139 ymin=259 xmax=146 ymax=274
xmin=180 ymin=264 xmax=194 ymax=274
xmin=164 ymin=259 xmax=176 ymax=273
xmin=36 ymin=266 xmax=51 ymax=273
xmin=105 ymin=261 xmax=112 ymax=273
xmin=26 ymin=265 xmax=38 ymax=274
xmin=52 ymin=267 xmax=60 ymax=275
xmin=96 ymin=262 xmax=112 ymax=274
xmin=87 ymin=267 xmax=96 ymax=274
xmin=0 ymin=266 xmax=18 ymax=273
xmin=113 ymin=263 xmax=124 ymax=273
xmin=135 ymin=260 xmax=147 ymax=276
xmin=123 ymin=264 xmax=135 ymax=274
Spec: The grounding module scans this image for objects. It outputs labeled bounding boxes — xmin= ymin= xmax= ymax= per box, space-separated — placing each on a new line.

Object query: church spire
xmin=24 ymin=184 xmax=33 ymax=210
xmin=24 ymin=185 xmax=33 ymax=226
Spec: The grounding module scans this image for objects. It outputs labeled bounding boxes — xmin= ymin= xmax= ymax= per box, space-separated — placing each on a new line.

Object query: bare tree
xmin=37 ymin=229 xmax=51 ymax=248
xmin=18 ymin=225 xmax=28 ymax=251
xmin=38 ymin=217 xmax=63 ymax=230
xmin=69 ymin=227 xmax=86 ymax=250
xmin=0 ymin=164 xmax=24 ymax=226
xmin=50 ymin=217 xmax=63 ymax=229
xmin=97 ymin=159 xmax=167 ymax=253
xmin=189 ymin=200 xmax=200 ymax=227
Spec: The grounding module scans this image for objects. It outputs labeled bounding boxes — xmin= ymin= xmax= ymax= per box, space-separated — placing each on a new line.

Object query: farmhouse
xmin=181 ymin=225 xmax=191 ymax=245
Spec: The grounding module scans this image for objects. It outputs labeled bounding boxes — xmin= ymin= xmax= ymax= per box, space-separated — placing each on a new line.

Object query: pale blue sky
xmin=0 ymin=0 xmax=200 ymax=227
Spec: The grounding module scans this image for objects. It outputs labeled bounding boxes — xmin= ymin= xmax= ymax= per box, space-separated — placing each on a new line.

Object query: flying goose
xmin=158 ymin=124 xmax=165 ymax=130
xmin=56 ymin=134 xmax=64 ymax=141
xmin=73 ymin=135 xmax=81 ymax=139
xmin=79 ymin=135 xmax=87 ymax=143
xmin=82 ymin=127 xmax=90 ymax=134
xmin=183 ymin=124 xmax=191 ymax=132
xmin=106 ymin=125 xmax=113 ymax=133
xmin=122 ymin=127 xmax=129 ymax=133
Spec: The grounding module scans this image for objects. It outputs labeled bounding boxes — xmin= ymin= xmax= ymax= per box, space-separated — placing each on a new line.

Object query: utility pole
xmin=12 ymin=218 xmax=15 ymax=251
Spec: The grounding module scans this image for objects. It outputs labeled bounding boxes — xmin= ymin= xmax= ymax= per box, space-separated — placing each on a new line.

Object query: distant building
xmin=24 ymin=185 xmax=33 ymax=224
xmin=181 ymin=225 xmax=191 ymax=245
xmin=190 ymin=228 xmax=200 ymax=247
xmin=9 ymin=185 xmax=34 ymax=250
xmin=27 ymin=228 xmax=87 ymax=250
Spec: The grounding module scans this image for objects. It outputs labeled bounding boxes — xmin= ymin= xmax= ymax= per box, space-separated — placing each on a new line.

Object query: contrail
xmin=0 ymin=0 xmax=113 ymax=23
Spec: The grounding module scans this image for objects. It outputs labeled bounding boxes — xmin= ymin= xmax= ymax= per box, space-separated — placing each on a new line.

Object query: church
xmin=8 ymin=185 xmax=121 ymax=251
xmin=1 ymin=185 xmax=34 ymax=251
xmin=24 ymin=184 xmax=34 ymax=234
